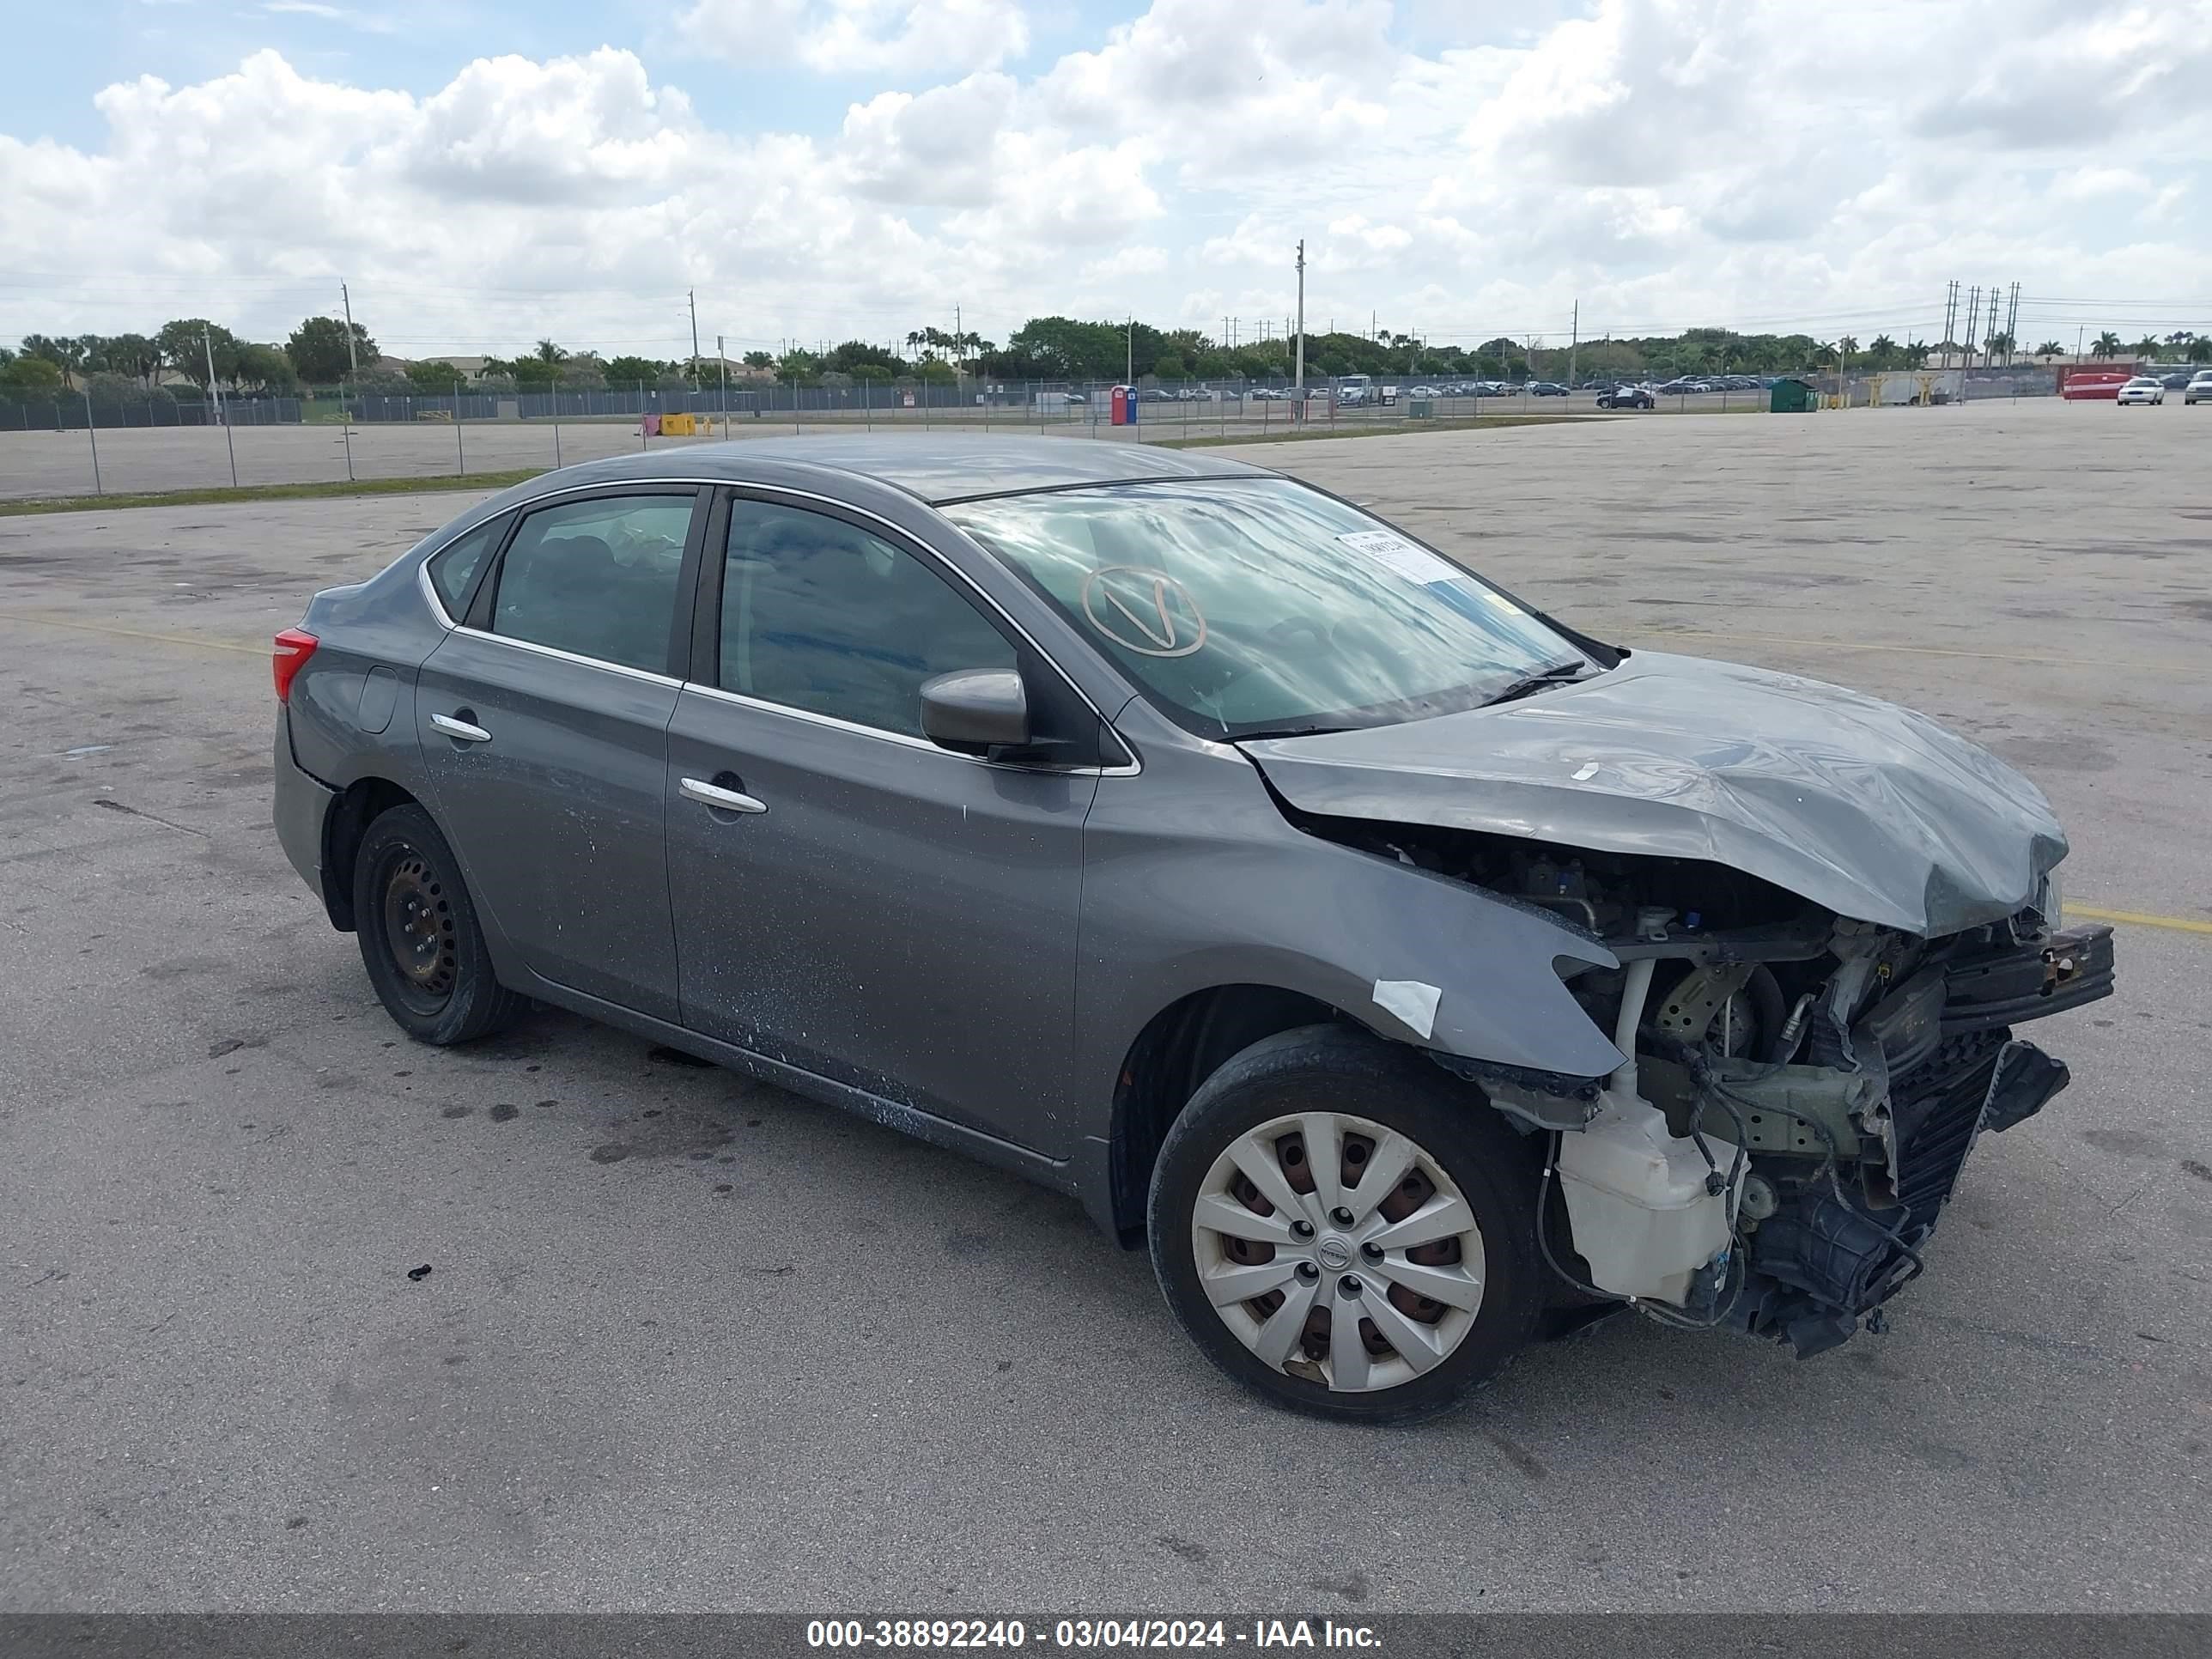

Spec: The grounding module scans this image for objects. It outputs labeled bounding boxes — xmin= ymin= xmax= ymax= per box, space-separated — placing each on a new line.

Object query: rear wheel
xmin=1149 ymin=1025 xmax=1543 ymax=1423
xmin=352 ymin=803 xmax=525 ymax=1044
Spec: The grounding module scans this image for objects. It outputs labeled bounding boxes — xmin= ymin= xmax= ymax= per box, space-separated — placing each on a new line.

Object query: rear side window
xmin=720 ymin=500 xmax=1016 ymax=737
xmin=489 ymin=494 xmax=696 ymax=674
xmin=424 ymin=517 xmax=503 ymax=618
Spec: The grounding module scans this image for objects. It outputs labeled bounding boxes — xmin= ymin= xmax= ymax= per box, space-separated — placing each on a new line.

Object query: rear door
xmin=416 ymin=486 xmax=707 ymax=1022
xmin=664 ymin=492 xmax=1100 ymax=1152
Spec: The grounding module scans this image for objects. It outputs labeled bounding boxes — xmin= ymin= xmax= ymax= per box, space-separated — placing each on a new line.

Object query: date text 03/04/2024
xmin=804 ymin=1619 xmax=1382 ymax=1649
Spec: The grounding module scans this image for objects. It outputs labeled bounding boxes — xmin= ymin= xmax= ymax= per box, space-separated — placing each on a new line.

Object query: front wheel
xmin=1149 ymin=1025 xmax=1544 ymax=1423
xmin=351 ymin=803 xmax=526 ymax=1045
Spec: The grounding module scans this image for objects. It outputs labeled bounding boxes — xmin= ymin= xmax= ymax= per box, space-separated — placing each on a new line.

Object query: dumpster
xmin=1409 ymin=398 xmax=1433 ymax=420
xmin=661 ymin=411 xmax=696 ymax=436
xmin=1769 ymin=377 xmax=1816 ymax=413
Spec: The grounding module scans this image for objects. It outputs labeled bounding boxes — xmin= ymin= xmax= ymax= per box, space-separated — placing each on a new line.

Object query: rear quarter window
xmin=424 ymin=517 xmax=505 ymax=617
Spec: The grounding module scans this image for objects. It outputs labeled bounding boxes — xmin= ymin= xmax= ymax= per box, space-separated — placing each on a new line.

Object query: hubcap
xmin=1190 ymin=1111 xmax=1486 ymax=1393
xmin=381 ymin=853 xmax=457 ymax=999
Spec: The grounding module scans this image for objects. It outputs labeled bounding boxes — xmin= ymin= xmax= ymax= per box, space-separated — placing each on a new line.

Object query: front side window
xmin=719 ymin=500 xmax=1015 ymax=737
xmin=942 ymin=478 xmax=1588 ymax=739
xmin=489 ymin=493 xmax=696 ymax=673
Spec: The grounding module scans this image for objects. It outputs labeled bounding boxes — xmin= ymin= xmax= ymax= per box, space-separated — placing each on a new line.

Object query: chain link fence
xmin=2 ymin=368 xmax=2052 ymax=502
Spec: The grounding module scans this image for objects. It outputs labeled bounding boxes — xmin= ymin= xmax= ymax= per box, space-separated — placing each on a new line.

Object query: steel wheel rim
xmin=1190 ymin=1110 xmax=1486 ymax=1393
xmin=380 ymin=850 xmax=458 ymax=1006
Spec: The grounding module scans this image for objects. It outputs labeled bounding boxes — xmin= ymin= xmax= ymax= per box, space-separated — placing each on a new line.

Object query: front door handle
xmin=680 ymin=775 xmax=767 ymax=815
xmin=431 ymin=712 xmax=492 ymax=744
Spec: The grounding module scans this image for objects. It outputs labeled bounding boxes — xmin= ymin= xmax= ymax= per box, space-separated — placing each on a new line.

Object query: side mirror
xmin=920 ymin=669 xmax=1030 ymax=754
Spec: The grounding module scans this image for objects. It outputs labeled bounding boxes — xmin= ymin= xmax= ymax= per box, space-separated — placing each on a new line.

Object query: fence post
xmin=455 ymin=393 xmax=465 ymax=476
xmin=84 ymin=390 xmax=102 ymax=495
xmin=554 ymin=417 xmax=562 ymax=469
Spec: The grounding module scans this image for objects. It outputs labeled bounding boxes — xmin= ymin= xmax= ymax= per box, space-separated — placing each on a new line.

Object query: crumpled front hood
xmin=1240 ymin=650 xmax=2066 ymax=937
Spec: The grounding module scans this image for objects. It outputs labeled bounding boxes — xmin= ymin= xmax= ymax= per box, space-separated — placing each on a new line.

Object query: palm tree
xmin=2034 ymin=340 xmax=2063 ymax=361
xmin=2091 ymin=331 xmax=2123 ymax=359
xmin=1835 ymin=336 xmax=1858 ymax=369
xmin=2131 ymin=334 xmax=2161 ymax=358
xmin=533 ymin=339 xmax=568 ymax=364
xmin=1984 ymin=331 xmax=2014 ymax=362
xmin=2190 ymin=336 xmax=2212 ymax=365
xmin=1866 ymin=334 xmax=1897 ymax=369
xmin=1904 ymin=339 xmax=1930 ymax=369
xmin=2166 ymin=331 xmax=2194 ymax=349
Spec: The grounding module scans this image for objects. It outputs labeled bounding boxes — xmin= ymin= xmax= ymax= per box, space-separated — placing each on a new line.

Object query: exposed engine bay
xmin=1324 ymin=821 xmax=2117 ymax=1356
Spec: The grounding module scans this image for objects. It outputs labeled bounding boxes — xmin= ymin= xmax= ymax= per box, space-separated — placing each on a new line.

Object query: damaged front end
xmin=1337 ymin=827 xmax=2116 ymax=1356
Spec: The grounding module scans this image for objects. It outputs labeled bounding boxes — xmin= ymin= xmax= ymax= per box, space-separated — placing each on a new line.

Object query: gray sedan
xmin=271 ymin=436 xmax=2112 ymax=1421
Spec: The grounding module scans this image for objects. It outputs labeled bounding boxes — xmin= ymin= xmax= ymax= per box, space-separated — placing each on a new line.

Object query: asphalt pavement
xmin=1 ymin=398 xmax=2206 ymax=1611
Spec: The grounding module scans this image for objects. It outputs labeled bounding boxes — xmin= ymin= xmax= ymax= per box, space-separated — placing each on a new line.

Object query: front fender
xmin=1075 ymin=738 xmax=1624 ymax=1117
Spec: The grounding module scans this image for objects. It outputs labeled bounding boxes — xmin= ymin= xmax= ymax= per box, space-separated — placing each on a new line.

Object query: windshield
xmin=942 ymin=477 xmax=1589 ymax=739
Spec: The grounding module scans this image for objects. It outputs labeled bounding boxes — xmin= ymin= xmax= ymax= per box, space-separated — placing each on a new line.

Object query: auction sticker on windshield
xmin=1338 ymin=530 xmax=1523 ymax=612
xmin=1336 ymin=529 xmax=1461 ymax=585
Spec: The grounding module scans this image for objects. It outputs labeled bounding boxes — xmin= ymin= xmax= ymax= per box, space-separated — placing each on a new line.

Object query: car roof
xmin=494 ymin=434 xmax=1270 ymax=509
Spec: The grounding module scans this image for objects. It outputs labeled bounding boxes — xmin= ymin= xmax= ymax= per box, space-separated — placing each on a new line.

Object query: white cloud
xmin=3 ymin=0 xmax=2209 ymax=360
xmin=680 ymin=0 xmax=1030 ymax=79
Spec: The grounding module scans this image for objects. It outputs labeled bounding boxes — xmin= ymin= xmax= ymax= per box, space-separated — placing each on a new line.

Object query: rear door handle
xmin=680 ymin=776 xmax=767 ymax=815
xmin=431 ymin=713 xmax=492 ymax=744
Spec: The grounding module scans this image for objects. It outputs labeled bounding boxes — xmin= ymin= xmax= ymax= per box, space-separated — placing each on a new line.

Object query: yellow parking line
xmin=2066 ymin=904 xmax=2212 ymax=938
xmin=0 ymin=611 xmax=264 ymax=657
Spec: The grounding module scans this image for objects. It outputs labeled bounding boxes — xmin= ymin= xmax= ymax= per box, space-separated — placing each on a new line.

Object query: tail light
xmin=272 ymin=628 xmax=319 ymax=702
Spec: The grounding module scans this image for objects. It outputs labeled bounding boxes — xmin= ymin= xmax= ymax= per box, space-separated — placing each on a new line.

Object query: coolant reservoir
xmin=1555 ymin=1093 xmax=1741 ymax=1306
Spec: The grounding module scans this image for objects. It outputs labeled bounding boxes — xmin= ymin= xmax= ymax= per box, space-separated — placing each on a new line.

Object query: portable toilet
xmin=1110 ymin=386 xmax=1137 ymax=427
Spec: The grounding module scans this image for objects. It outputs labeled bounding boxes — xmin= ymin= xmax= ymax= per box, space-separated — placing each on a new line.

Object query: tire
xmin=351 ymin=802 xmax=526 ymax=1045
xmin=1148 ymin=1024 xmax=1545 ymax=1424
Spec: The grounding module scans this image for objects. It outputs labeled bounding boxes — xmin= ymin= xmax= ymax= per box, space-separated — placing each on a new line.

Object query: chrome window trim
xmin=681 ymin=681 xmax=1138 ymax=777
xmin=418 ymin=560 xmax=457 ymax=629
xmin=450 ymin=623 xmax=684 ymax=688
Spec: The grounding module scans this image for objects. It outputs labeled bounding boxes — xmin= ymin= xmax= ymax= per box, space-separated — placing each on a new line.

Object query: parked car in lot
xmin=2159 ymin=372 xmax=2191 ymax=390
xmin=2186 ymin=371 xmax=2212 ymax=405
xmin=1595 ymin=384 xmax=1656 ymax=409
xmin=271 ymin=436 xmax=2112 ymax=1422
xmin=2116 ymin=376 xmax=2165 ymax=405
xmin=1528 ymin=381 xmax=1569 ymax=397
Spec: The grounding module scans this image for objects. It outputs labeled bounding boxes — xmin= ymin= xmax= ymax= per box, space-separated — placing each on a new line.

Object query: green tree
xmin=827 ymin=339 xmax=906 ymax=378
xmin=285 ymin=315 xmax=374 ymax=382
xmin=2189 ymin=336 xmax=2212 ymax=365
xmin=232 ymin=342 xmax=299 ymax=393
xmin=1 ymin=355 xmax=65 ymax=390
xmin=20 ymin=333 xmax=84 ymax=373
xmin=405 ymin=360 xmax=465 ymax=390
xmin=1152 ymin=353 xmax=1188 ymax=382
xmin=159 ymin=319 xmax=238 ymax=389
xmin=2091 ymin=331 xmax=2123 ymax=359
xmin=2034 ymin=340 xmax=2063 ymax=360
xmin=741 ymin=350 xmax=773 ymax=370
xmin=532 ymin=338 xmax=568 ymax=365
xmin=2131 ymin=334 xmax=2161 ymax=358
xmin=89 ymin=332 xmax=161 ymax=385
xmin=603 ymin=355 xmax=666 ymax=386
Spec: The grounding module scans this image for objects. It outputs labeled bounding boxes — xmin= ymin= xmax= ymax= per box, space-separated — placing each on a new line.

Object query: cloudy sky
xmin=3 ymin=0 xmax=2208 ymax=361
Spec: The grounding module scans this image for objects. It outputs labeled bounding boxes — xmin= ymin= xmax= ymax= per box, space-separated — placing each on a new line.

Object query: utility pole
xmin=1295 ymin=240 xmax=1307 ymax=397
xmin=1972 ymin=285 xmax=1990 ymax=404
xmin=204 ymin=325 xmax=236 ymax=488
xmin=689 ymin=289 xmax=702 ymax=388
xmin=340 ymin=281 xmax=362 ymax=380
xmin=2006 ymin=281 xmax=2021 ymax=364
xmin=717 ymin=333 xmax=729 ymax=439
xmin=1126 ymin=316 xmax=1133 ymax=386
xmin=1569 ymin=298 xmax=1579 ymax=386
xmin=337 ymin=280 xmax=359 ymax=480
